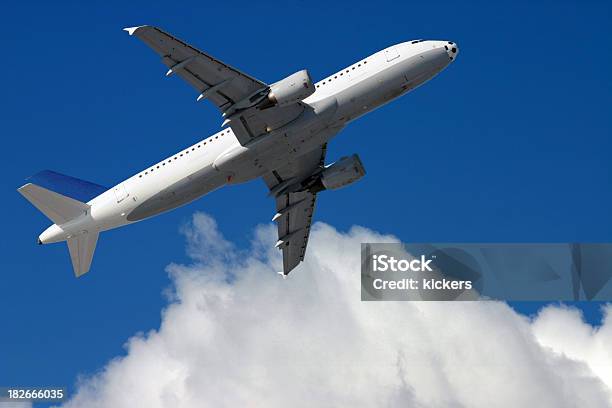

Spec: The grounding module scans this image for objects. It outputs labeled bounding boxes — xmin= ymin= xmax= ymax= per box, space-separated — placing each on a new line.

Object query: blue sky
xmin=1 ymin=0 xmax=611 ymax=404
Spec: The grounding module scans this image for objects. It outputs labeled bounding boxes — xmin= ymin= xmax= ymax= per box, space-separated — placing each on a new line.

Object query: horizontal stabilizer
xmin=18 ymin=183 xmax=89 ymax=225
xmin=67 ymin=232 xmax=99 ymax=277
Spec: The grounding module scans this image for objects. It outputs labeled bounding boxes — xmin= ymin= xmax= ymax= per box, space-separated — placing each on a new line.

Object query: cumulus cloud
xmin=59 ymin=212 xmax=612 ymax=407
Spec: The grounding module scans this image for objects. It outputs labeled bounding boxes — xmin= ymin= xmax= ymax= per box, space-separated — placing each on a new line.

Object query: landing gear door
xmin=113 ymin=183 xmax=129 ymax=203
xmin=385 ymin=46 xmax=400 ymax=62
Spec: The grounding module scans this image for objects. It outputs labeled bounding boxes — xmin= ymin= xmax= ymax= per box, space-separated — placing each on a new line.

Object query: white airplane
xmin=18 ymin=26 xmax=458 ymax=277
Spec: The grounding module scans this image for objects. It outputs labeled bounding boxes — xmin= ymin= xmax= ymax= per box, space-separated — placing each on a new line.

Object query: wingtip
xmin=123 ymin=25 xmax=146 ymax=36
xmin=277 ymin=271 xmax=288 ymax=279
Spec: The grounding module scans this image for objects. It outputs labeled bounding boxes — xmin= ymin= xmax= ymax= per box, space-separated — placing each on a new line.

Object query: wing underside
xmin=125 ymin=25 xmax=265 ymax=110
xmin=263 ymin=145 xmax=328 ymax=275
xmin=125 ymin=25 xmax=305 ymax=145
xmin=275 ymin=190 xmax=317 ymax=274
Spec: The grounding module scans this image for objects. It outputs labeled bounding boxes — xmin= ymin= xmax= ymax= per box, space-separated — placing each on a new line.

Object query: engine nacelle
xmin=320 ymin=154 xmax=366 ymax=190
xmin=268 ymin=70 xmax=315 ymax=106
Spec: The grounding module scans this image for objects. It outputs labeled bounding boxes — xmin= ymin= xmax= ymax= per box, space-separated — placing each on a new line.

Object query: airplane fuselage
xmin=39 ymin=40 xmax=457 ymax=244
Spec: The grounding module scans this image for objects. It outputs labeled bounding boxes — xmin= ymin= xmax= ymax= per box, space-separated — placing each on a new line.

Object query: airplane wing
xmin=263 ymin=145 xmax=328 ymax=276
xmin=124 ymin=25 xmax=305 ymax=145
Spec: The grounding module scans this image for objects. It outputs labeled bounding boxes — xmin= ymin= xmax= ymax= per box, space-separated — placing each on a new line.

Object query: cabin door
xmin=113 ymin=183 xmax=129 ymax=203
xmin=385 ymin=46 xmax=400 ymax=62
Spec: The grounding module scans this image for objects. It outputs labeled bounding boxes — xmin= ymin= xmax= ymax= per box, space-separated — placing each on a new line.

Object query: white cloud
xmin=59 ymin=212 xmax=612 ymax=408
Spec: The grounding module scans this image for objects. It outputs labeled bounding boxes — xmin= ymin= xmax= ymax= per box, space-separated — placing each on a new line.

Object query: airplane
xmin=17 ymin=26 xmax=459 ymax=277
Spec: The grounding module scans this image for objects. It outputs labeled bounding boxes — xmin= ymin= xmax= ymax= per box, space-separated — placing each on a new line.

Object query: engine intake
xmin=267 ymin=70 xmax=315 ymax=107
xmin=318 ymin=154 xmax=366 ymax=191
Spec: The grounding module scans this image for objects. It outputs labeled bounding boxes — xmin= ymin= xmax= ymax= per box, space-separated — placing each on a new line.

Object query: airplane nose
xmin=443 ymin=41 xmax=459 ymax=60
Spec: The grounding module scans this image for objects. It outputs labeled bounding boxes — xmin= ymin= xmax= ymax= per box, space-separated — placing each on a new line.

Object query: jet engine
xmin=267 ymin=70 xmax=315 ymax=106
xmin=270 ymin=154 xmax=366 ymax=197
xmin=315 ymin=154 xmax=366 ymax=192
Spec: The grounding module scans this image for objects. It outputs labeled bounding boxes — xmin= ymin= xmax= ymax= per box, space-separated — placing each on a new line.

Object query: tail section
xmin=17 ymin=170 xmax=108 ymax=277
xmin=67 ymin=231 xmax=99 ymax=277
xmin=18 ymin=183 xmax=89 ymax=225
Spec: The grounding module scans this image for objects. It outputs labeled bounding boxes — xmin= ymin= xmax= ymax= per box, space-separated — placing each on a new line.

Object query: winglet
xmin=123 ymin=25 xmax=146 ymax=36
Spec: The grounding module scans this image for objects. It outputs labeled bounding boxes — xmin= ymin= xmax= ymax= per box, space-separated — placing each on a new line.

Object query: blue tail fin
xmin=26 ymin=170 xmax=108 ymax=203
